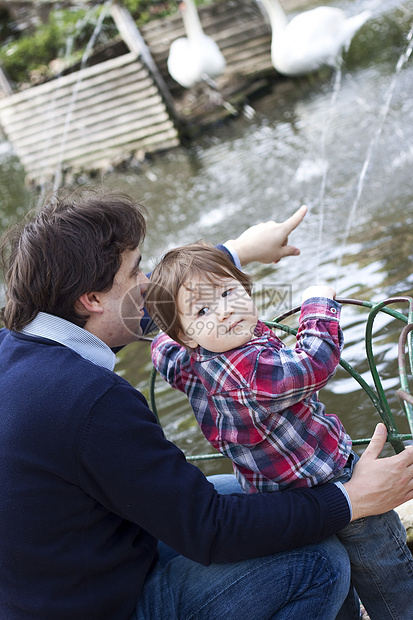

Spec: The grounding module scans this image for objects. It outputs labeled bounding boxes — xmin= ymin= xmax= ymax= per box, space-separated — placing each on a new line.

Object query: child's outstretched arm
xmin=291 ymin=287 xmax=342 ymax=398
xmin=302 ymin=285 xmax=336 ymax=302
xmin=249 ymin=291 xmax=343 ymax=412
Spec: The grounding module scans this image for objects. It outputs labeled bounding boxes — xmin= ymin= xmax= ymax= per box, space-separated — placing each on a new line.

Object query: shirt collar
xmin=20 ymin=312 xmax=116 ymax=371
xmin=191 ymin=320 xmax=271 ymax=361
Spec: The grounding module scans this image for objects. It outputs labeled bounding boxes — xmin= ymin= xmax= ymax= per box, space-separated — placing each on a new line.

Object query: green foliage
xmin=0 ymin=6 xmax=117 ymax=87
xmin=0 ymin=0 xmax=183 ymax=87
xmin=120 ymin=0 xmax=177 ymax=24
xmin=0 ymin=14 xmax=63 ymax=84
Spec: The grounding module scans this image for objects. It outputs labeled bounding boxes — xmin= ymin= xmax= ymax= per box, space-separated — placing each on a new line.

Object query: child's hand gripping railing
xmin=148 ymin=297 xmax=413 ymax=461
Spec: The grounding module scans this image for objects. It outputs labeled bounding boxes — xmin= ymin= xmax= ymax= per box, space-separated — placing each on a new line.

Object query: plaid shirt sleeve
xmin=151 ymin=332 xmax=192 ymax=394
xmin=248 ymin=297 xmax=344 ymax=407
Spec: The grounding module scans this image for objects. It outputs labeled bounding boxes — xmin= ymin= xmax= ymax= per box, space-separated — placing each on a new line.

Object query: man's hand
xmin=226 ymin=205 xmax=307 ymax=267
xmin=344 ymin=423 xmax=413 ymax=520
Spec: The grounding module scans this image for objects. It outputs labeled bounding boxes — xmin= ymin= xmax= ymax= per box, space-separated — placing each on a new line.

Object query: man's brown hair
xmin=145 ymin=240 xmax=253 ymax=347
xmin=0 ymin=189 xmax=146 ymax=331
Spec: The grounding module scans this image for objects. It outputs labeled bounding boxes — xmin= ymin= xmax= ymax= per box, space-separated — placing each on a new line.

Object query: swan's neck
xmin=180 ymin=0 xmax=205 ymax=41
xmin=259 ymin=0 xmax=288 ymax=36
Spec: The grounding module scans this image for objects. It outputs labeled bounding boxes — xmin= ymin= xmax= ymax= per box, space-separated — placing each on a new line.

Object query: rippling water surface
xmin=1 ymin=0 xmax=412 ymax=474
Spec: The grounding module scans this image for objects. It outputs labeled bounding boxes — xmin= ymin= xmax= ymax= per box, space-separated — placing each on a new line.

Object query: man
xmin=0 ymin=189 xmax=412 ymax=620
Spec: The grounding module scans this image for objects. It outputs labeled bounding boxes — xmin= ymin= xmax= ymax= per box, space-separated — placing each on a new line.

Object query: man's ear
xmin=77 ymin=292 xmax=104 ymax=315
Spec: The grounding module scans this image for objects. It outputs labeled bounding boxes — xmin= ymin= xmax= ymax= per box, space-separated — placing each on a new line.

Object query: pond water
xmin=0 ymin=0 xmax=412 ymax=475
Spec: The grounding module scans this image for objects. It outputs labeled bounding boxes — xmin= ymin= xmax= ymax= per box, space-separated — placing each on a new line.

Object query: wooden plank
xmin=70 ymin=127 xmax=181 ymax=169
xmin=19 ymin=106 xmax=172 ymax=165
xmin=0 ymin=67 xmax=12 ymax=97
xmin=19 ymin=107 xmax=173 ymax=162
xmin=110 ymin=4 xmax=177 ymax=115
xmin=0 ymin=36 xmax=181 ymax=179
xmin=2 ymin=84 xmax=159 ymax=138
xmin=0 ymin=52 xmax=145 ymax=108
xmin=223 ymin=36 xmax=272 ymax=62
xmin=0 ymin=57 xmax=149 ymax=117
xmin=10 ymin=92 xmax=165 ymax=148
xmin=24 ymin=123 xmax=180 ymax=178
xmin=3 ymin=81 xmax=160 ymax=137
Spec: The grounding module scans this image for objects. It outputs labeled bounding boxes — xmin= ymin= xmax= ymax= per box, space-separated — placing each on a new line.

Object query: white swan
xmin=167 ymin=0 xmax=226 ymax=88
xmin=258 ymin=0 xmax=371 ymax=76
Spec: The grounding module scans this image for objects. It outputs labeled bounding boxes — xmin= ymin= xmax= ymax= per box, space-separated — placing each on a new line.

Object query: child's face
xmin=177 ymin=275 xmax=259 ymax=353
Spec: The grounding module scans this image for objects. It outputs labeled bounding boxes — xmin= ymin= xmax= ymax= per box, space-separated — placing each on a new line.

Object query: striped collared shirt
xmin=21 ymin=312 xmax=116 ymax=371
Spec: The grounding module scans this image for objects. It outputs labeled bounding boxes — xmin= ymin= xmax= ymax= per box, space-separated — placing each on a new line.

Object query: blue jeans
xmin=334 ymin=453 xmax=413 ymax=620
xmin=131 ymin=475 xmax=350 ymax=620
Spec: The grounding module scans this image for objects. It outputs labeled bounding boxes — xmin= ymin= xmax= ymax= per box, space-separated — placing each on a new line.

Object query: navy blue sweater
xmin=0 ymin=329 xmax=350 ymax=619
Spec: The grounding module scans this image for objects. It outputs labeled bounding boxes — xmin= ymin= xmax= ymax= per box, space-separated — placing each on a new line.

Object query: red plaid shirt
xmin=151 ymin=298 xmax=352 ymax=493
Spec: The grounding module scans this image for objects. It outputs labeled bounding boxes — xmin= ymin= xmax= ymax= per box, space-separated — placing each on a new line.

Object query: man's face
xmin=98 ymin=247 xmax=149 ymax=348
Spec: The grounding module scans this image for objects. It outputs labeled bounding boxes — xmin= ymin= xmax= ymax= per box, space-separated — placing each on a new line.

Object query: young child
xmin=146 ymin=240 xmax=413 ymax=619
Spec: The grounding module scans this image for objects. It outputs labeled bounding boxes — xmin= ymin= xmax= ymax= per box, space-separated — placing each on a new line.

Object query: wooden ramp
xmin=0 ymin=51 xmax=180 ymax=183
xmin=0 ymin=0 xmax=305 ymax=181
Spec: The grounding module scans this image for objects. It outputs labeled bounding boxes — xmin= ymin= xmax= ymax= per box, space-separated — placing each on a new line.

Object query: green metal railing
xmin=149 ymin=297 xmax=413 ymax=461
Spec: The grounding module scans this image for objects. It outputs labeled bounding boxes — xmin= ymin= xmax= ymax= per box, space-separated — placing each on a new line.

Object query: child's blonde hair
xmin=146 ymin=240 xmax=253 ymax=347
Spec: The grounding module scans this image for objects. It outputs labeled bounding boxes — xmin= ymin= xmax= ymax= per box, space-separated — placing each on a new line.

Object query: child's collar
xmin=189 ymin=320 xmax=273 ymax=361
